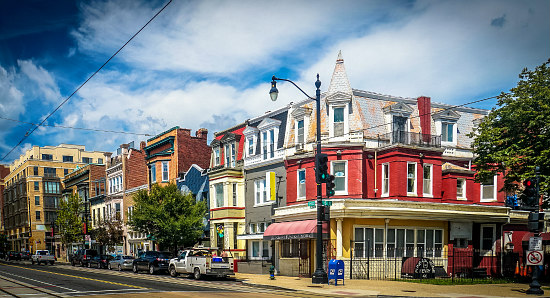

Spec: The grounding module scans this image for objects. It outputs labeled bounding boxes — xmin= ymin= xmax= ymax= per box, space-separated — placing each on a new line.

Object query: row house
xmin=2 ymin=144 xmax=107 ymax=258
xmin=208 ymin=123 xmax=247 ymax=258
xmin=236 ymin=106 xmax=289 ymax=273
xmin=255 ymin=52 xmax=530 ymax=278
xmin=176 ymin=164 xmax=210 ymax=247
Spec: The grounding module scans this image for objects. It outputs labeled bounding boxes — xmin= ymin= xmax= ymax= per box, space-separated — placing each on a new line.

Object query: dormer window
xmin=243 ymin=125 xmax=259 ymax=158
xmin=225 ymin=143 xmax=235 ymax=167
xmin=248 ymin=137 xmax=254 ymax=156
xmin=326 ymin=91 xmax=351 ymax=139
xmin=297 ymin=120 xmax=304 ymax=143
xmin=333 ymin=107 xmax=345 ymax=137
xmin=433 ymin=110 xmax=460 ymax=147
xmin=214 ymin=147 xmax=220 ymax=166
xmin=257 ymin=118 xmax=281 ymax=160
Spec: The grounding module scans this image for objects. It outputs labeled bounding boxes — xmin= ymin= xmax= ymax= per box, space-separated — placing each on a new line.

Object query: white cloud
xmin=301 ymin=0 xmax=550 ymax=104
xmin=0 ymin=64 xmax=25 ymax=120
xmin=18 ymin=60 xmax=61 ymax=103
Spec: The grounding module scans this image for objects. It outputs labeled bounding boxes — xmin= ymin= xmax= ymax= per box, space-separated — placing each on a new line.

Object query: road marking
xmin=1 ymin=271 xmax=76 ymax=292
xmin=0 ymin=263 xmax=148 ymax=289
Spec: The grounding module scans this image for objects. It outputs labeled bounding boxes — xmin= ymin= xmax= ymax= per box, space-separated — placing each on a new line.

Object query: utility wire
xmin=0 ymin=0 xmax=172 ymax=162
xmin=0 ymin=116 xmax=153 ymax=136
xmin=361 ymin=93 xmax=502 ymax=132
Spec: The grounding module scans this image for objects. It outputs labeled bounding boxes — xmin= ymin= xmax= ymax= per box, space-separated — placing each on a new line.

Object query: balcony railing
xmin=378 ymin=131 xmax=441 ymax=148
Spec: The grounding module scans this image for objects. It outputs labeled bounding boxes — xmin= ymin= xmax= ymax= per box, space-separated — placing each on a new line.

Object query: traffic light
xmin=315 ymin=153 xmax=329 ymax=183
xmin=528 ymin=212 xmax=545 ymax=232
xmin=520 ymin=178 xmax=538 ymax=209
xmin=325 ymin=174 xmax=336 ymax=197
xmin=322 ymin=205 xmax=330 ymax=221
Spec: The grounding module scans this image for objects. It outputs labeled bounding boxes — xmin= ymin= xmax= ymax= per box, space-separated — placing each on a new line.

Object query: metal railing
xmin=378 ymin=131 xmax=441 ymax=148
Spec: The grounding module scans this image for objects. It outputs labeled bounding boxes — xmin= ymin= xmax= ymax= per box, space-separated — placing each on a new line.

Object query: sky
xmin=0 ymin=0 xmax=548 ymax=164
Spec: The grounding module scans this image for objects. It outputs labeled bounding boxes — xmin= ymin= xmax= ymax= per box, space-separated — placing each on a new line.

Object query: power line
xmin=362 ymin=93 xmax=502 ymax=132
xmin=0 ymin=0 xmax=172 ymax=162
xmin=0 ymin=116 xmax=153 ymax=136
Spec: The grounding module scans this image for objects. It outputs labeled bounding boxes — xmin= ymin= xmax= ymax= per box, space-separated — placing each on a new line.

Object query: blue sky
xmin=0 ymin=0 xmax=548 ymax=163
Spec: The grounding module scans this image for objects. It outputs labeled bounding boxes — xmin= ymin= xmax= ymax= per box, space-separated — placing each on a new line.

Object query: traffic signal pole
xmin=527 ymin=166 xmax=543 ymax=295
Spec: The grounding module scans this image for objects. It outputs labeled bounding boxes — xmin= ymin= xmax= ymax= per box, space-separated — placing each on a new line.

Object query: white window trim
xmin=249 ymin=239 xmax=271 ymax=260
xmin=214 ymin=147 xmax=220 ymax=166
xmin=381 ymin=163 xmax=389 ymax=197
xmin=150 ymin=164 xmax=156 ymax=183
xmin=329 ymin=104 xmax=349 ymax=139
xmin=331 ymin=160 xmax=348 ymax=195
xmin=407 ymin=162 xmax=417 ymax=196
xmin=480 ymin=175 xmax=497 ymax=202
xmin=480 ymin=224 xmax=496 ymax=252
xmin=297 ymin=169 xmax=306 ymax=201
xmin=295 ymin=119 xmax=306 ymax=145
xmin=247 ymin=136 xmax=255 ymax=157
xmin=436 ymin=120 xmax=458 ymax=147
xmin=162 ymin=161 xmax=169 ymax=182
xmin=254 ymin=179 xmax=271 ymax=207
xmin=457 ymin=178 xmax=467 ymax=200
xmin=422 ymin=164 xmax=433 ymax=197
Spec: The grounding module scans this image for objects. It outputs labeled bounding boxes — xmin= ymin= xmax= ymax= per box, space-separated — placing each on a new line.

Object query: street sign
xmin=529 ymin=237 xmax=543 ymax=251
xmin=526 ymin=250 xmax=544 ymax=266
xmin=308 ymin=201 xmax=316 ymax=209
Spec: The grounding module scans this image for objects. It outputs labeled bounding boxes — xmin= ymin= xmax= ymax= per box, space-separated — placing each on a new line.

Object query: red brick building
xmin=144 ymin=127 xmax=210 ymax=186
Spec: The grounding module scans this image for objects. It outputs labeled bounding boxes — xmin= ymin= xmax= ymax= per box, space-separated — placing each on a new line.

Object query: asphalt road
xmin=0 ymin=260 xmax=242 ymax=296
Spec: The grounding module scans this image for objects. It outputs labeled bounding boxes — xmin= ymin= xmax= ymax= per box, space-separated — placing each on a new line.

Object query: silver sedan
xmin=108 ymin=255 xmax=135 ymax=271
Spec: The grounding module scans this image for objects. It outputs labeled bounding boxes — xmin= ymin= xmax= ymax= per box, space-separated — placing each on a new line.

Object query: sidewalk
xmin=235 ymin=273 xmax=549 ymax=298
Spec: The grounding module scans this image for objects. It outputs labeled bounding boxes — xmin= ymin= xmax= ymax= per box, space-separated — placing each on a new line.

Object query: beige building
xmin=2 ymin=144 xmax=108 ymax=255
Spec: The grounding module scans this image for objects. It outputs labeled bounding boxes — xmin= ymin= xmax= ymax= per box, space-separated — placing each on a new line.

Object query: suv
xmin=70 ymin=249 xmax=98 ymax=267
xmin=132 ymin=251 xmax=173 ymax=274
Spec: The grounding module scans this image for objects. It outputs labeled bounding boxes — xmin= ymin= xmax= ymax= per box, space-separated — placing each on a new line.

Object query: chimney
xmin=140 ymin=141 xmax=146 ymax=152
xmin=417 ymin=96 xmax=431 ymax=137
xmin=197 ymin=128 xmax=208 ymax=140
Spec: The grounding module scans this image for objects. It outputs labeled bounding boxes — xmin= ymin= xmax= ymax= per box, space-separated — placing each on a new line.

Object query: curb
xmin=239 ymin=279 xmax=298 ymax=292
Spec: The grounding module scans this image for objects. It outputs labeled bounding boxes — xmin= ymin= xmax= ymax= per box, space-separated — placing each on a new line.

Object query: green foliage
xmin=128 ymin=183 xmax=207 ymax=252
xmin=470 ymin=59 xmax=550 ymax=204
xmin=56 ymin=193 xmax=83 ymax=246
xmin=93 ymin=217 xmax=124 ymax=252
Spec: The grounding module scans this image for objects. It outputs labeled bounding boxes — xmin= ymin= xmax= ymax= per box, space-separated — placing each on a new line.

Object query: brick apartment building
xmin=145 ymin=127 xmax=210 ymax=186
xmin=2 ymin=144 xmax=108 ymax=256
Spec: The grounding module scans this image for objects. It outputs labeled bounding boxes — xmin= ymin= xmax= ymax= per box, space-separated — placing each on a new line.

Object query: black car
xmin=132 ymin=251 xmax=173 ymax=274
xmin=5 ymin=251 xmax=21 ymax=261
xmin=70 ymin=249 xmax=98 ymax=267
xmin=89 ymin=255 xmax=114 ymax=269
xmin=20 ymin=251 xmax=31 ymax=260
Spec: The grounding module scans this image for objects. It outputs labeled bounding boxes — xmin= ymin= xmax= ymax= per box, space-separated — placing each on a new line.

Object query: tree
xmin=93 ymin=217 xmax=124 ymax=253
xmin=470 ymin=59 xmax=550 ymax=205
xmin=128 ymin=183 xmax=207 ymax=253
xmin=56 ymin=194 xmax=83 ymax=256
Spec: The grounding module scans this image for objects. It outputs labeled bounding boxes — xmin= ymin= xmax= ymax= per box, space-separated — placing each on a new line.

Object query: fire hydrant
xmin=269 ymin=265 xmax=275 ymax=280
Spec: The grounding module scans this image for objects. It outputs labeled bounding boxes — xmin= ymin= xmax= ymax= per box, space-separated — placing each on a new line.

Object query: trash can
xmin=328 ymin=259 xmax=344 ymax=285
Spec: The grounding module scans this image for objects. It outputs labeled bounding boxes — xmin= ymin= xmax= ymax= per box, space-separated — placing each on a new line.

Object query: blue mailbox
xmin=328 ymin=259 xmax=344 ymax=285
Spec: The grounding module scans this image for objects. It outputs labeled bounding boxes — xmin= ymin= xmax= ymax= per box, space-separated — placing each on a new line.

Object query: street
xmin=0 ymin=260 xmax=331 ymax=298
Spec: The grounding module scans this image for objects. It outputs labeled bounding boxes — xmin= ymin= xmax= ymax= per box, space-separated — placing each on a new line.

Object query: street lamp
xmin=270 ymin=74 xmax=328 ymax=284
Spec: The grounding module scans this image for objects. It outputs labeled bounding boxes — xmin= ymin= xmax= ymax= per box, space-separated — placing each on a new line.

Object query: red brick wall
xmin=176 ymin=128 xmax=211 ymax=173
xmin=126 ymin=148 xmax=148 ymax=189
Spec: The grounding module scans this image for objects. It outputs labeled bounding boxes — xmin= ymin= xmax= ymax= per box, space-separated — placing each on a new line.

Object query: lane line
xmin=0 ymin=263 xmax=147 ymax=289
xmin=1 ymin=271 xmax=76 ymax=292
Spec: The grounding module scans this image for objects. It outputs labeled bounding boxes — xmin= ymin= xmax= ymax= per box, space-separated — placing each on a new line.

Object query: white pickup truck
xmin=31 ymin=250 xmax=56 ymax=265
xmin=169 ymin=248 xmax=234 ymax=279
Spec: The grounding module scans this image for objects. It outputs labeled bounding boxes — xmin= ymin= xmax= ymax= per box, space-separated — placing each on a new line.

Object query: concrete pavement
xmin=235 ymin=272 xmax=549 ymax=297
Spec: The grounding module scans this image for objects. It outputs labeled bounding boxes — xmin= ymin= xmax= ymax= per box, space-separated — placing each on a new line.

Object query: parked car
xmin=5 ymin=251 xmax=21 ymax=261
xmin=169 ymin=248 xmax=234 ymax=280
xmin=108 ymin=255 xmax=135 ymax=271
xmin=132 ymin=251 xmax=173 ymax=274
xmin=20 ymin=251 xmax=31 ymax=260
xmin=31 ymin=250 xmax=55 ymax=265
xmin=89 ymin=255 xmax=114 ymax=269
xmin=70 ymin=249 xmax=98 ymax=267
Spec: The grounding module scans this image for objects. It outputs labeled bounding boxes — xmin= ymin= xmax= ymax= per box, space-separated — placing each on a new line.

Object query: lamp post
xmin=270 ymin=74 xmax=328 ymax=284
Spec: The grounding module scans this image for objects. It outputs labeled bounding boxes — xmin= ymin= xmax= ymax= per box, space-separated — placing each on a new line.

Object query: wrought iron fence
xmin=349 ymin=246 xmax=510 ymax=282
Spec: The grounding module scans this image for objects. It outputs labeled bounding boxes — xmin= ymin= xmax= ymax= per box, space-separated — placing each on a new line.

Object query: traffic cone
xmin=515 ymin=261 xmax=520 ymax=276
xmin=520 ymin=263 xmax=525 ymax=277
xmin=523 ymin=264 xmax=528 ymax=277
